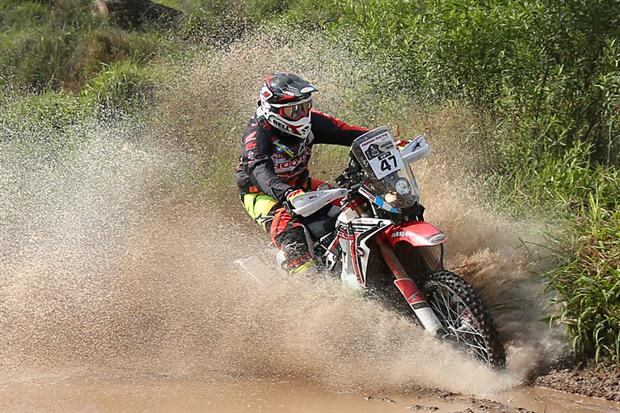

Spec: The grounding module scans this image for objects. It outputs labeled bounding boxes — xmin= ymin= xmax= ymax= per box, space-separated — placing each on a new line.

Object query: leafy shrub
xmin=82 ymin=61 xmax=155 ymax=113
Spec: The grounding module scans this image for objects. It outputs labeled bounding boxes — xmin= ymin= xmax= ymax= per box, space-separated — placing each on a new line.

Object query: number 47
xmin=380 ymin=155 xmax=398 ymax=172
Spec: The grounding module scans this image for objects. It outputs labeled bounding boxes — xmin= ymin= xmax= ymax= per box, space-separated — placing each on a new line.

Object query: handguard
xmin=400 ymin=135 xmax=430 ymax=164
xmin=289 ymin=188 xmax=348 ymax=217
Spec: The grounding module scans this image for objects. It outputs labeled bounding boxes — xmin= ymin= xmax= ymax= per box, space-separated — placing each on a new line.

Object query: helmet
xmin=258 ymin=72 xmax=317 ymax=139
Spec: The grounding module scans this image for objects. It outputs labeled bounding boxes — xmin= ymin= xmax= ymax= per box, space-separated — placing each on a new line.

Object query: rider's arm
xmin=245 ymin=129 xmax=293 ymax=202
xmin=310 ymin=110 xmax=369 ymax=146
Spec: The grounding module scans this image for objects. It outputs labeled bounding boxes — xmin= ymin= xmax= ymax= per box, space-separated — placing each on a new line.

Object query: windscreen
xmin=351 ymin=127 xmax=420 ymax=210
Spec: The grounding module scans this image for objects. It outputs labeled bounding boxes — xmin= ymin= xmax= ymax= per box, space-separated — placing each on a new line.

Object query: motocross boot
xmin=276 ymin=228 xmax=318 ymax=276
xmin=288 ymin=258 xmax=317 ymax=276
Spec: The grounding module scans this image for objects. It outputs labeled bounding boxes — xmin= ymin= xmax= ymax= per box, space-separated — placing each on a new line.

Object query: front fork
xmin=375 ymin=235 xmax=444 ymax=335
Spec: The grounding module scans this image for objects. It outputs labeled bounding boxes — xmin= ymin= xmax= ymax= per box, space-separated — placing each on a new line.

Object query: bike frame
xmin=333 ymin=215 xmax=447 ymax=334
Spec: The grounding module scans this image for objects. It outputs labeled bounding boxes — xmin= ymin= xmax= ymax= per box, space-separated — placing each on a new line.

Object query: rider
xmin=235 ymin=72 xmax=369 ymax=275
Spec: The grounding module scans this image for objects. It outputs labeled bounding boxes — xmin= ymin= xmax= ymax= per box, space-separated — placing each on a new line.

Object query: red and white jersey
xmin=235 ymin=109 xmax=368 ymax=202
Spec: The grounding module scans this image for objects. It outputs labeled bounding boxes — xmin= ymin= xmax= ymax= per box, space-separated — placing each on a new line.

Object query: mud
xmin=1 ymin=374 xmax=619 ymax=413
xmin=535 ymin=366 xmax=620 ymax=401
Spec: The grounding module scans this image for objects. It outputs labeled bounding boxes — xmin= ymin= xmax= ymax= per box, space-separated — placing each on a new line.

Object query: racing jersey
xmin=235 ymin=108 xmax=368 ymax=202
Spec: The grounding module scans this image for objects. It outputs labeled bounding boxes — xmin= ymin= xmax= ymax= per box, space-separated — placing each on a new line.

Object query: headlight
xmin=385 ymin=193 xmax=397 ymax=203
xmin=395 ymin=178 xmax=411 ymax=195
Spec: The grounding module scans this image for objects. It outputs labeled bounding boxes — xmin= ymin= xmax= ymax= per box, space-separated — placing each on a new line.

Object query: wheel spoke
xmin=427 ymin=284 xmax=491 ymax=362
xmin=460 ymin=330 xmax=492 ymax=361
xmin=451 ymin=329 xmax=489 ymax=358
xmin=435 ymin=289 xmax=462 ymax=324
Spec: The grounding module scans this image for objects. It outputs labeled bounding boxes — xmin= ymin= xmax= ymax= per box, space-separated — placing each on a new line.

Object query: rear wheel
xmin=422 ymin=270 xmax=506 ymax=369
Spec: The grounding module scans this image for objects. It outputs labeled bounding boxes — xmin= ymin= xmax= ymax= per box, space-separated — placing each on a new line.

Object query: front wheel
xmin=422 ymin=270 xmax=506 ymax=369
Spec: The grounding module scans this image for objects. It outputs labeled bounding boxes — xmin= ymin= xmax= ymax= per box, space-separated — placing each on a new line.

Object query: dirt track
xmin=1 ymin=374 xmax=619 ymax=413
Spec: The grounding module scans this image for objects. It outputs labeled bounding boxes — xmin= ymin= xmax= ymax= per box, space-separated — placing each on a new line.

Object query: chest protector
xmin=271 ymin=131 xmax=315 ymax=180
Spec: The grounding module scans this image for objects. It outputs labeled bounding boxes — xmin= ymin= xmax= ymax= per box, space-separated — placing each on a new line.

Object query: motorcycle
xmin=284 ymin=126 xmax=506 ymax=369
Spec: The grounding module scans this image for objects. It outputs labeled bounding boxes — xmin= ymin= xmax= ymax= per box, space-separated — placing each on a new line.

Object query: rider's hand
xmin=286 ymin=189 xmax=306 ymax=205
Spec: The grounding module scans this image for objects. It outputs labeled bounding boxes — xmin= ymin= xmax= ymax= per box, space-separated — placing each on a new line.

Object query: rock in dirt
xmin=406 ymin=404 xmax=439 ymax=411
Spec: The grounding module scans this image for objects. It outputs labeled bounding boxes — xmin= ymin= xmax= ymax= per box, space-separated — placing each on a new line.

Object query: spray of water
xmin=0 ymin=28 xmax=564 ymax=395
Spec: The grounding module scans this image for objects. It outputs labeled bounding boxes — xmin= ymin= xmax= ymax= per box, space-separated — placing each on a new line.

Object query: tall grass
xmin=0 ymin=0 xmax=174 ymax=92
xmin=544 ymin=169 xmax=619 ymax=364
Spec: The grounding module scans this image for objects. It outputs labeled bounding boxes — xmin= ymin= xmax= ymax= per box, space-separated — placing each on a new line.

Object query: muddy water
xmin=1 ymin=375 xmax=619 ymax=413
xmin=0 ymin=133 xmax=616 ymax=413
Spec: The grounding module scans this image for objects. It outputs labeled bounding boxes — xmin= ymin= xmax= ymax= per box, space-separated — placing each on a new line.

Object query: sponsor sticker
xmin=390 ymin=230 xmax=445 ymax=245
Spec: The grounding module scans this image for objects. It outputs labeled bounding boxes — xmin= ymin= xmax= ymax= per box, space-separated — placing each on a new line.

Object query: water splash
xmin=0 ymin=28 xmax=564 ymax=395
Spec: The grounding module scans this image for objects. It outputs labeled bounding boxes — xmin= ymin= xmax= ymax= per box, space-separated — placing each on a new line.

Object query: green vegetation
xmin=0 ymin=0 xmax=171 ymax=97
xmin=0 ymin=0 xmax=617 ymax=365
xmin=545 ymin=171 xmax=619 ymax=364
xmin=82 ymin=61 xmax=156 ymax=113
xmin=283 ymin=0 xmax=619 ymax=366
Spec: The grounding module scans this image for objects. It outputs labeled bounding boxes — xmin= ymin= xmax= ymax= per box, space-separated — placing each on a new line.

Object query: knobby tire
xmin=422 ymin=270 xmax=506 ymax=369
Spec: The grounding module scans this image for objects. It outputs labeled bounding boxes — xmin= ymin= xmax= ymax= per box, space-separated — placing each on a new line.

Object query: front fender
xmin=384 ymin=221 xmax=446 ymax=248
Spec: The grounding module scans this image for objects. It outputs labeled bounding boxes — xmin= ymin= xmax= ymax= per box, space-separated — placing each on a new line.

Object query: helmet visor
xmin=278 ymin=100 xmax=312 ymax=121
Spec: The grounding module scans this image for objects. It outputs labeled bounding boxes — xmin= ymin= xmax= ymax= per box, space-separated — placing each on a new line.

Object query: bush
xmin=0 ymin=0 xmax=175 ymax=91
xmin=82 ymin=61 xmax=155 ymax=113
xmin=0 ymin=0 xmax=99 ymax=90
xmin=0 ymin=1 xmax=48 ymax=30
xmin=65 ymin=26 xmax=170 ymax=90
xmin=0 ymin=27 xmax=75 ymax=90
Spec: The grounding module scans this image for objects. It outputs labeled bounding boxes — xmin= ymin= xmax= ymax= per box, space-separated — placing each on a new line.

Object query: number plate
xmin=359 ymin=130 xmax=404 ymax=179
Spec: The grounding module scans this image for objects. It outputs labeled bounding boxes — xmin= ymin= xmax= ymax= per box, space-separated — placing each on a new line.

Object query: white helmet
xmin=258 ymin=72 xmax=317 ymax=139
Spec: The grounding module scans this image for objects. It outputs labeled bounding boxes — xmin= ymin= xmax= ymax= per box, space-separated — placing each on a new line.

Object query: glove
xmin=285 ymin=189 xmax=306 ymax=205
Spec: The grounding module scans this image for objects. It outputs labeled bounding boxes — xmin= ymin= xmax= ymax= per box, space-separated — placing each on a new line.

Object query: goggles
xmin=273 ymin=98 xmax=312 ymax=121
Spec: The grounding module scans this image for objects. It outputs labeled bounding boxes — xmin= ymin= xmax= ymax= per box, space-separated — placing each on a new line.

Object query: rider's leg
xmin=270 ymin=207 xmax=316 ymax=275
xmin=241 ymin=192 xmax=315 ymax=275
xmin=242 ymin=192 xmax=278 ymax=230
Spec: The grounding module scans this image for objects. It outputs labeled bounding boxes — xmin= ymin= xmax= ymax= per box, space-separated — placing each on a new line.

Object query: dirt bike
xmin=284 ymin=126 xmax=506 ymax=368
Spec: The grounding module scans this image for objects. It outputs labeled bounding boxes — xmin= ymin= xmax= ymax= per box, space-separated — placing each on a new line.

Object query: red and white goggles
xmin=272 ymin=98 xmax=312 ymax=121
